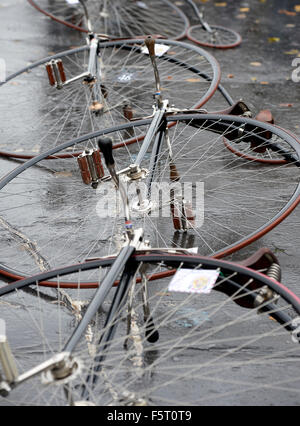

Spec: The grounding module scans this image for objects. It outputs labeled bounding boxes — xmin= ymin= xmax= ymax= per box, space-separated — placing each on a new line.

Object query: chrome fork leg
xmin=124 ymin=266 xmax=159 ymax=348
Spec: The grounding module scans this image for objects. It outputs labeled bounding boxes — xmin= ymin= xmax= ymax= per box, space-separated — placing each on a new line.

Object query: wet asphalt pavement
xmin=1 ymin=0 xmax=299 ymax=296
xmin=0 ymin=0 xmax=300 ymax=406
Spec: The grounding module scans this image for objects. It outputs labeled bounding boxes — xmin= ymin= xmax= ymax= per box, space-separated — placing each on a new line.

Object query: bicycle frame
xmin=185 ymin=0 xmax=213 ymax=33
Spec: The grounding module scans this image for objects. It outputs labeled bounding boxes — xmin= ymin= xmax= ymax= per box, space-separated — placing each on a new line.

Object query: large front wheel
xmin=187 ymin=24 xmax=242 ymax=49
xmin=0 ymin=114 xmax=300 ymax=282
xmin=27 ymin=0 xmax=190 ymax=39
xmin=0 ymin=252 xmax=300 ymax=405
xmin=0 ymin=39 xmax=220 ymax=159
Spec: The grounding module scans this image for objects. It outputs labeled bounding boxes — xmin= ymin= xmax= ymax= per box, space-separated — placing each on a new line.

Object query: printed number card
xmin=168 ymin=269 xmax=219 ymax=294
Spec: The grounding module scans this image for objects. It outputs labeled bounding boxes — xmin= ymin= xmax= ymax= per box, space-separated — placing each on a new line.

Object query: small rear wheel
xmin=187 ymin=24 xmax=242 ymax=49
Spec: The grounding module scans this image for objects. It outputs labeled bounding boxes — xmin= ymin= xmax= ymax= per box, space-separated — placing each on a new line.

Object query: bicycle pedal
xmin=77 ymin=149 xmax=105 ymax=189
xmin=45 ymin=59 xmax=67 ymax=89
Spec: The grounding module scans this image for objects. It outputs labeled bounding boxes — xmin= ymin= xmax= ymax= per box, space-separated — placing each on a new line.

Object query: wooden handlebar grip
xmin=98 ymin=137 xmax=114 ymax=167
xmin=145 ymin=35 xmax=156 ymax=57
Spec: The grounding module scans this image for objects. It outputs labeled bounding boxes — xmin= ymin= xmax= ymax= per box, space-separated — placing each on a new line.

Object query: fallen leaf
xmin=286 ymin=23 xmax=296 ymax=27
xmin=186 ymin=78 xmax=201 ymax=83
xmin=55 ymin=172 xmax=73 ymax=178
xmin=279 ymin=103 xmax=293 ymax=107
xmin=250 ymin=77 xmax=257 ymax=81
xmin=284 ymin=49 xmax=299 ymax=55
xmin=268 ymin=37 xmax=280 ymax=42
xmin=260 ymin=81 xmax=269 ymax=85
xmin=214 ymin=2 xmax=227 ymax=6
xmin=279 ymin=9 xmax=297 ymax=16
xmin=250 ymin=61 xmax=262 ymax=66
xmin=295 ymin=5 xmax=300 ymax=12
xmin=237 ymin=14 xmax=247 ymax=19
xmin=227 ymin=74 xmax=234 ymax=78
xmin=240 ymin=7 xmax=249 ymax=12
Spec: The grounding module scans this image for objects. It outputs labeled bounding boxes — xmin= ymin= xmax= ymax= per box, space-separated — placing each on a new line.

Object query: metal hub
xmin=131 ymin=198 xmax=154 ymax=214
xmin=41 ymin=355 xmax=82 ymax=386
